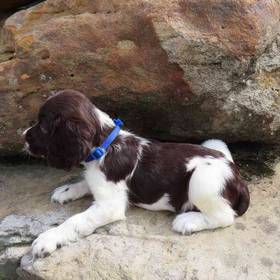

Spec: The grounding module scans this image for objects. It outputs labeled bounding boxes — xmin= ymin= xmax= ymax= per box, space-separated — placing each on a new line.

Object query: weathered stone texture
xmin=0 ymin=0 xmax=279 ymax=154
xmin=0 ymin=161 xmax=279 ymax=279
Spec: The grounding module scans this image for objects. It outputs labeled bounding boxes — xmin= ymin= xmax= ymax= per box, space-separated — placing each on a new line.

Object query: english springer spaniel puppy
xmin=23 ymin=89 xmax=249 ymax=258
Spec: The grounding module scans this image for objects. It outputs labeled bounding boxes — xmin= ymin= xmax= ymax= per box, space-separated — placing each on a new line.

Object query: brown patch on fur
xmin=101 ymin=136 xmax=140 ymax=182
xmin=25 ymin=90 xmax=103 ymax=170
xmin=223 ymin=163 xmax=250 ymax=216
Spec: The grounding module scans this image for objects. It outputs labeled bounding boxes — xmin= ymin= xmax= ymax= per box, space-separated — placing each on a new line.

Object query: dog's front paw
xmin=51 ymin=185 xmax=74 ymax=205
xmin=32 ymin=228 xmax=63 ymax=258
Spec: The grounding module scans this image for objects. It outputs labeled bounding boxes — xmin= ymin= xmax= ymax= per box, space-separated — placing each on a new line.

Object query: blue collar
xmin=85 ymin=118 xmax=124 ymax=162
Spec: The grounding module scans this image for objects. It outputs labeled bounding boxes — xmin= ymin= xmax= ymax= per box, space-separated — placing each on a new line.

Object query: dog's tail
xmin=233 ymin=180 xmax=250 ymax=216
xmin=201 ymin=139 xmax=233 ymax=162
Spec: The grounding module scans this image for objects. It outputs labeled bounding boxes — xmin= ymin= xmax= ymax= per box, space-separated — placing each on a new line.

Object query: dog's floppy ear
xmin=47 ymin=116 xmax=92 ymax=170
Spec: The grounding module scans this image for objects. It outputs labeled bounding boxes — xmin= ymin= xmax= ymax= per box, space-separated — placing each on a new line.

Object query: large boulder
xmin=0 ymin=0 xmax=280 ymax=154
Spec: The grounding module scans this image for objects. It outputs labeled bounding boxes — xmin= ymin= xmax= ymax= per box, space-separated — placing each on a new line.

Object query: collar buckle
xmin=91 ymin=147 xmax=105 ymax=160
xmin=85 ymin=118 xmax=124 ymax=163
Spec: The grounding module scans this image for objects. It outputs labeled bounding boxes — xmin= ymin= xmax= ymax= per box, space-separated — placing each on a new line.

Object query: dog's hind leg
xmin=51 ymin=180 xmax=91 ymax=204
xmin=172 ymin=157 xmax=235 ymax=234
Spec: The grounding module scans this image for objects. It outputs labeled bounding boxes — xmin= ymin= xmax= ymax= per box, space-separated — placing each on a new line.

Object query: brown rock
xmin=0 ymin=0 xmax=280 ymax=154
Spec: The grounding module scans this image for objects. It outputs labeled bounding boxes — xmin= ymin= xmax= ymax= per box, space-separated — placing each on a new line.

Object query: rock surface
xmin=0 ymin=0 xmax=280 ymax=154
xmin=0 ymin=158 xmax=279 ymax=279
xmin=0 ymin=246 xmax=29 ymax=280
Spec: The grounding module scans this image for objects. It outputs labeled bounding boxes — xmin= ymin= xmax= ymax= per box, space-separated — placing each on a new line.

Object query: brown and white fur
xmin=23 ymin=90 xmax=250 ymax=258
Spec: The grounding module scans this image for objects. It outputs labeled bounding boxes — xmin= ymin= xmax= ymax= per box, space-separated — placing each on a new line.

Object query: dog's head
xmin=24 ymin=90 xmax=101 ymax=170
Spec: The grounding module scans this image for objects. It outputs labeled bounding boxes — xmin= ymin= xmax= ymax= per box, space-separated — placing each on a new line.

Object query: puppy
xmin=24 ymin=89 xmax=249 ymax=258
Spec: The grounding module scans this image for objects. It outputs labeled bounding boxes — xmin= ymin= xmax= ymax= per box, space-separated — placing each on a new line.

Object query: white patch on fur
xmin=23 ymin=126 xmax=40 ymax=155
xmin=127 ymin=137 xmax=150 ymax=180
xmin=85 ymin=162 xmax=128 ymax=217
xmin=94 ymin=108 xmax=114 ymax=128
xmin=173 ymin=156 xmax=235 ymax=235
xmin=119 ymin=129 xmax=136 ymax=138
xmin=137 ymin=138 xmax=150 ymax=158
xmin=201 ymin=139 xmax=233 ymax=162
xmin=32 ymin=162 xmax=128 ymax=258
xmin=119 ymin=130 xmax=150 ymax=147
xmin=135 ymin=193 xmax=175 ymax=212
xmin=51 ymin=181 xmax=91 ymax=204
xmin=22 ymin=127 xmax=32 ymax=153
xmin=22 ymin=127 xmax=31 ymax=136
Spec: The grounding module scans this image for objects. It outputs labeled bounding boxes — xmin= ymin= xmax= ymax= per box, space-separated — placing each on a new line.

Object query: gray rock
xmin=0 ymin=160 xmax=279 ymax=280
xmin=0 ymin=246 xmax=29 ymax=280
xmin=0 ymin=214 xmax=67 ymax=249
